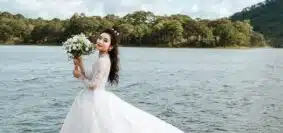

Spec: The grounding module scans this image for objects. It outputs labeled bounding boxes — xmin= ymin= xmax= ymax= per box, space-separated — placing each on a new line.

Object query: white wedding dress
xmin=60 ymin=54 xmax=184 ymax=133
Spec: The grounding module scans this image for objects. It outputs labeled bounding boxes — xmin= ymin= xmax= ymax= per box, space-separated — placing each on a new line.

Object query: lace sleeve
xmin=82 ymin=65 xmax=94 ymax=80
xmin=79 ymin=57 xmax=109 ymax=90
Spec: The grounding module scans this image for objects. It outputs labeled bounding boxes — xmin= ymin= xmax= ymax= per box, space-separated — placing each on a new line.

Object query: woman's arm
xmin=79 ymin=58 xmax=109 ymax=90
xmin=74 ymin=57 xmax=93 ymax=80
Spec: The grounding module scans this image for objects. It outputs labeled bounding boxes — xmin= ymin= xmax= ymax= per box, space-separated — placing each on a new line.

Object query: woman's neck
xmin=99 ymin=51 xmax=108 ymax=57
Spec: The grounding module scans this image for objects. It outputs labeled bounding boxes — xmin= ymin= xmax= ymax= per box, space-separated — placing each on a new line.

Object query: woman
xmin=60 ymin=28 xmax=185 ymax=133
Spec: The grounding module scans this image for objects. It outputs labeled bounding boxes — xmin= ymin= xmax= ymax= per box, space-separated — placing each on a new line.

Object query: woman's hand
xmin=73 ymin=57 xmax=84 ymax=79
xmin=73 ymin=56 xmax=85 ymax=76
xmin=73 ymin=57 xmax=82 ymax=68
xmin=73 ymin=68 xmax=81 ymax=78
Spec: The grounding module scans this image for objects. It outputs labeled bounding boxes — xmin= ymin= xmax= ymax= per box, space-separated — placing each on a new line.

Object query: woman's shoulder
xmin=98 ymin=54 xmax=110 ymax=64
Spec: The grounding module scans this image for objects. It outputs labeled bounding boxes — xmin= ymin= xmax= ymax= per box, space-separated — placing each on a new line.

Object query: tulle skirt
xmin=60 ymin=89 xmax=184 ymax=133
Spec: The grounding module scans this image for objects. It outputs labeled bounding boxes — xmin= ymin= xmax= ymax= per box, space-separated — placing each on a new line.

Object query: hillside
xmin=230 ymin=0 xmax=283 ymax=48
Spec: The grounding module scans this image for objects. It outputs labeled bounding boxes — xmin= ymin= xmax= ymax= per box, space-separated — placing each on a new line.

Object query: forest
xmin=230 ymin=0 xmax=283 ymax=48
xmin=0 ymin=10 xmax=267 ymax=48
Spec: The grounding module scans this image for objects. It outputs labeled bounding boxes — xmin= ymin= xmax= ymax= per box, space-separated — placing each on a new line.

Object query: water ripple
xmin=1 ymin=46 xmax=283 ymax=133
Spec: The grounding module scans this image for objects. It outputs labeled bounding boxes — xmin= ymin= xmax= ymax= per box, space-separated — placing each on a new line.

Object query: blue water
xmin=1 ymin=45 xmax=283 ymax=133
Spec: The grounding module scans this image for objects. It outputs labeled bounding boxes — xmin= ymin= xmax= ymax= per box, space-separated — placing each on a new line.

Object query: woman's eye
xmin=103 ymin=39 xmax=108 ymax=42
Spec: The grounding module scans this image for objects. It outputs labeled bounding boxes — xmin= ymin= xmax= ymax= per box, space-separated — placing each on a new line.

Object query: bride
xmin=60 ymin=28 xmax=185 ymax=133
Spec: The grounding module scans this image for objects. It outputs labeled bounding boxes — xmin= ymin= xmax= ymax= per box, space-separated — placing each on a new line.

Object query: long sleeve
xmin=82 ymin=66 xmax=94 ymax=80
xmin=79 ymin=57 xmax=110 ymax=90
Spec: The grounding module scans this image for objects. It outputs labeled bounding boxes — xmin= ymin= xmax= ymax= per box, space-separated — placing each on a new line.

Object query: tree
xmin=250 ymin=31 xmax=266 ymax=47
xmin=214 ymin=22 xmax=236 ymax=47
xmin=153 ymin=19 xmax=183 ymax=47
xmin=230 ymin=0 xmax=283 ymax=47
xmin=133 ymin=24 xmax=151 ymax=45
xmin=64 ymin=13 xmax=100 ymax=39
xmin=123 ymin=11 xmax=156 ymax=25
xmin=0 ymin=23 xmax=13 ymax=42
xmin=183 ymin=20 xmax=213 ymax=47
xmin=0 ymin=10 xmax=268 ymax=48
xmin=117 ymin=23 xmax=134 ymax=44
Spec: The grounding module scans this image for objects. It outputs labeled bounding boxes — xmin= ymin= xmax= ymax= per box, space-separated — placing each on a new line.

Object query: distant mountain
xmin=230 ymin=0 xmax=283 ymax=48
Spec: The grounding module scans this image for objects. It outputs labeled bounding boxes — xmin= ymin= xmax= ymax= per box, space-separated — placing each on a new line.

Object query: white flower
xmin=72 ymin=45 xmax=77 ymax=50
xmin=76 ymin=43 xmax=80 ymax=47
xmin=62 ymin=33 xmax=94 ymax=59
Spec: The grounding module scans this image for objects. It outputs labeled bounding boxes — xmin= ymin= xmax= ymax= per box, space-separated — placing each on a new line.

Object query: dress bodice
xmin=79 ymin=54 xmax=111 ymax=90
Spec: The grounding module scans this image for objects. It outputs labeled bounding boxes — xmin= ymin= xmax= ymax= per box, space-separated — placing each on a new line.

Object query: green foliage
xmin=230 ymin=0 xmax=283 ymax=47
xmin=250 ymin=31 xmax=267 ymax=47
xmin=0 ymin=10 xmax=267 ymax=48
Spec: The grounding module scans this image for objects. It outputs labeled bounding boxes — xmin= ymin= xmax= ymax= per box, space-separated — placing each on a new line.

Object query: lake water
xmin=0 ymin=45 xmax=283 ymax=133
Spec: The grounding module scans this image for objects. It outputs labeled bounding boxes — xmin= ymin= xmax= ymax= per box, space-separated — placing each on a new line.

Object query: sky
xmin=0 ymin=0 xmax=265 ymax=20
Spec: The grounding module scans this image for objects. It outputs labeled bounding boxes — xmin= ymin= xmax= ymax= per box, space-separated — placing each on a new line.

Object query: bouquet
xmin=62 ymin=33 xmax=94 ymax=59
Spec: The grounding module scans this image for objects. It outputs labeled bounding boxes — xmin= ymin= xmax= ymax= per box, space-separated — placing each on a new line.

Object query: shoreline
xmin=0 ymin=43 xmax=273 ymax=49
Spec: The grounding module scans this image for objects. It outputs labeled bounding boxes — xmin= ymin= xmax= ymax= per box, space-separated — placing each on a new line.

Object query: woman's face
xmin=96 ymin=33 xmax=112 ymax=52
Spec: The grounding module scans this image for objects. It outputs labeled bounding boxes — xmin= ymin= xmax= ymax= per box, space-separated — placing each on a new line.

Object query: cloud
xmin=0 ymin=0 xmax=264 ymax=19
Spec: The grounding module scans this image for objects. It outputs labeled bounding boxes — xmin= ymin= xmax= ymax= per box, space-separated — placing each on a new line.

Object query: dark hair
xmin=100 ymin=27 xmax=120 ymax=85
